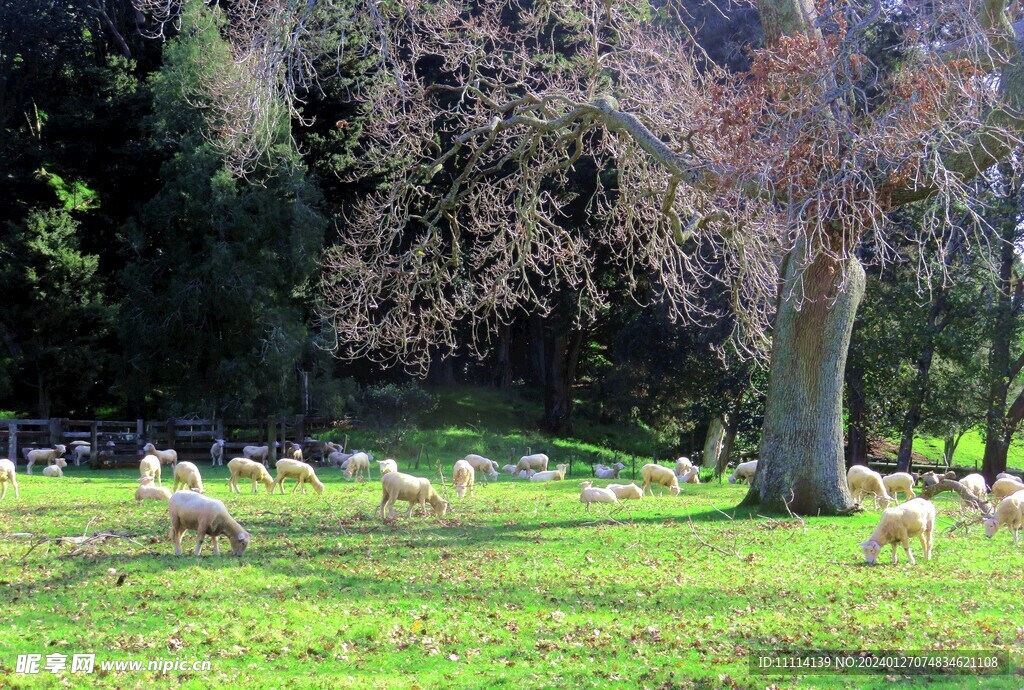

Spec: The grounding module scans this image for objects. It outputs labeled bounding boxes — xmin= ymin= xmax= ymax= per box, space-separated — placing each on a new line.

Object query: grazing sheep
xmin=529 ymin=464 xmax=569 ymax=482
xmin=640 ymin=464 xmax=681 ymax=497
xmin=172 ymin=461 xmax=205 ymax=493
xmin=579 ymin=481 xmax=618 ymax=512
xmin=328 ymin=450 xmax=353 ymax=468
xmin=606 ymin=483 xmax=643 ymax=501
xmin=996 ymin=472 xmax=1019 ymax=482
xmin=728 ymin=460 xmax=758 ymax=485
xmin=168 ymin=491 xmax=250 ymax=556
xmin=516 ymin=453 xmax=549 ymax=474
xmin=379 ymin=471 xmax=449 ymax=519
xmin=139 ymin=454 xmax=163 ymax=486
xmin=983 ymin=491 xmax=1024 ymax=542
xmin=882 ymin=472 xmax=917 ymax=504
xmin=71 ymin=444 xmax=91 ymax=466
xmin=959 ymin=473 xmax=989 ymax=505
xmin=0 ymin=458 xmax=18 ymax=499
xmin=24 ymin=445 xmax=67 ymax=475
xmin=135 ymin=477 xmax=172 ymax=502
xmin=242 ymin=444 xmax=274 ymax=466
xmin=461 ymin=454 xmax=499 ymax=482
xmin=990 ymin=477 xmax=1024 ymax=502
xmin=377 ymin=459 xmax=398 ymax=476
xmin=210 ymin=439 xmax=225 ymax=466
xmin=343 ymin=452 xmax=371 ymax=481
xmin=679 ymin=466 xmax=701 ymax=484
xmin=847 ymin=466 xmax=893 ymax=509
xmin=517 ymin=468 xmax=536 ymax=480
xmin=453 ymin=459 xmax=475 ymax=498
xmin=860 ymin=497 xmax=936 ymax=565
xmin=228 ymin=457 xmax=274 ymax=494
xmin=142 ymin=443 xmax=177 ymax=468
xmin=41 ymin=465 xmax=63 ymax=478
xmin=922 ymin=470 xmax=956 ymax=488
xmin=594 ymin=464 xmax=622 ymax=479
xmin=501 ymin=463 xmax=518 ymax=475
xmin=675 ymin=456 xmax=694 ymax=477
xmin=284 ymin=441 xmax=304 ymax=462
xmin=274 ymin=459 xmax=325 ymax=495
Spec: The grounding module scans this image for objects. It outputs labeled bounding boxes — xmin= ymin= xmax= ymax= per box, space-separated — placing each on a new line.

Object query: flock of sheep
xmin=1 ymin=440 xmax=1021 ymax=563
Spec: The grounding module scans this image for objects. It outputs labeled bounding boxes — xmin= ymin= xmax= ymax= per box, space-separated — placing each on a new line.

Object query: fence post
xmin=266 ymin=417 xmax=278 ymax=463
xmin=167 ymin=418 xmax=177 ymax=450
xmin=49 ymin=418 xmax=61 ymax=446
xmin=136 ymin=419 xmax=144 ymax=454
xmin=569 ymin=455 xmax=573 ymax=477
xmin=7 ymin=422 xmax=16 ymax=464
xmin=90 ymin=422 xmax=99 ymax=468
xmin=631 ymin=455 xmax=636 ymax=480
xmin=216 ymin=419 xmax=224 ymax=442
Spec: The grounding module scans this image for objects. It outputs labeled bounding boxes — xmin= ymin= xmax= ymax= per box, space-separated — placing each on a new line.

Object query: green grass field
xmin=1 ymin=462 xmax=1022 ymax=689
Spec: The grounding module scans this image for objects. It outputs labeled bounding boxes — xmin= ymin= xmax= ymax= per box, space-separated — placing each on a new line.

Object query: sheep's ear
xmin=238 ymin=531 xmax=249 ymax=543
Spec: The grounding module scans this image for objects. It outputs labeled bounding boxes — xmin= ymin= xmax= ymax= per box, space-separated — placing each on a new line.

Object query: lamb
xmin=594 ymin=463 xmax=623 ymax=479
xmin=959 ymin=473 xmax=989 ymax=504
xmin=529 ymin=464 xmax=569 ymax=482
xmin=501 ymin=464 xmax=518 ymax=475
xmin=274 ymin=459 xmax=325 ymax=495
xmin=847 ymin=465 xmax=893 ymax=509
xmin=139 ymin=454 xmax=163 ymax=485
xmin=242 ymin=444 xmax=274 ymax=466
xmin=24 ymin=445 xmax=67 ymax=475
xmin=675 ymin=456 xmax=694 ymax=477
xmin=461 ymin=454 xmax=499 ymax=482
xmin=284 ymin=441 xmax=304 ymax=462
xmin=983 ymin=490 xmax=1024 ymax=542
xmin=453 ymin=459 xmax=475 ymax=498
xmin=860 ymin=497 xmax=936 ymax=565
xmin=377 ymin=459 xmax=398 ymax=476
xmin=606 ymin=483 xmax=643 ymax=501
xmin=990 ymin=477 xmax=1024 ymax=502
xmin=579 ymin=481 xmax=618 ymax=512
xmin=517 ymin=468 xmax=536 ymax=480
xmin=516 ymin=453 xmax=549 ymax=474
xmin=679 ymin=466 xmax=701 ymax=484
xmin=640 ymin=463 xmax=681 ymax=497
xmin=172 ymin=461 xmax=205 ymax=493
xmin=41 ymin=465 xmax=63 ymax=478
xmin=142 ymin=443 xmax=177 ymax=467
xmin=71 ymin=444 xmax=91 ymax=466
xmin=210 ymin=439 xmax=225 ymax=466
xmin=343 ymin=452 xmax=371 ymax=481
xmin=227 ymin=457 xmax=274 ymax=494
xmin=168 ymin=491 xmax=250 ymax=556
xmin=728 ymin=460 xmax=758 ymax=485
xmin=921 ymin=470 xmax=956 ymax=488
xmin=135 ymin=477 xmax=172 ymax=502
xmin=379 ymin=471 xmax=449 ymax=519
xmin=0 ymin=458 xmax=18 ymax=499
xmin=881 ymin=472 xmax=916 ymax=504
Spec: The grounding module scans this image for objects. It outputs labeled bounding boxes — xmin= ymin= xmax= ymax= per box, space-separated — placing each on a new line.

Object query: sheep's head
xmin=55 ymin=457 xmax=68 ymax=468
xmin=312 ymin=479 xmax=325 ymax=495
xmin=229 ymin=530 xmax=251 ymax=556
xmin=143 ymin=443 xmax=156 ymax=453
xmin=728 ymin=475 xmax=737 ymax=484
xmin=455 ymin=484 xmax=467 ymax=498
xmin=984 ymin=518 xmax=999 ymax=538
xmin=860 ymin=540 xmax=881 ymax=564
xmin=55 ymin=444 xmax=67 ymax=454
xmin=669 ymin=485 xmax=681 ymax=497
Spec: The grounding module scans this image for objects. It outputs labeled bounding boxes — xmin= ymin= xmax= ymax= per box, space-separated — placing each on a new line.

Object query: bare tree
xmin=138 ymin=0 xmax=1024 ymax=513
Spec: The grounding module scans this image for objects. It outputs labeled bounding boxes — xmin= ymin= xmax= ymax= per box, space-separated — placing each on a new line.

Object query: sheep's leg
xmin=193 ymin=522 xmax=209 ymax=556
xmin=170 ymin=516 xmax=184 ymax=556
xmin=251 ymin=478 xmax=258 ymax=494
xmin=907 ymin=488 xmax=915 ymax=500
xmin=292 ymin=478 xmax=300 ymax=494
xmin=13 ymin=478 xmax=19 ymax=499
xmin=0 ymin=482 xmax=6 ymax=499
xmin=210 ymin=536 xmax=221 ymax=556
xmin=890 ymin=544 xmax=899 ymax=565
xmin=902 ymin=538 xmax=915 ymax=565
xmin=406 ymin=502 xmax=415 ymax=518
xmin=918 ymin=533 xmax=930 ymax=561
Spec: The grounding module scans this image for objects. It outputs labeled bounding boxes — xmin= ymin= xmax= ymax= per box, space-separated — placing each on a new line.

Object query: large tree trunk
xmin=895 ymin=346 xmax=935 ymax=472
xmin=540 ymin=329 xmax=584 ymax=434
xmin=494 ymin=323 xmax=512 ymax=390
xmin=845 ymin=362 xmax=868 ymax=467
xmin=744 ymin=243 xmax=864 ymax=515
xmin=702 ymin=415 xmax=726 ymax=469
xmin=716 ymin=413 xmax=739 ymax=476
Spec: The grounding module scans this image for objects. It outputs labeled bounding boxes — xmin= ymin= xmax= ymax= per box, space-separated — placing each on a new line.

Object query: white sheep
xmin=328 ymin=450 xmax=353 ymax=468
xmin=579 ymin=481 xmax=618 ymax=512
xmin=516 ymin=453 xmax=549 ymax=474
xmin=882 ymin=472 xmax=916 ymax=504
xmin=41 ymin=465 xmax=64 ymax=478
xmin=606 ymin=483 xmax=643 ymax=501
xmin=461 ymin=454 xmax=499 ymax=482
xmin=274 ymin=459 xmax=325 ymax=495
xmin=984 ymin=490 xmax=1024 ymax=542
xmin=172 ymin=461 xmax=205 ymax=493
xmin=996 ymin=472 xmax=1019 ymax=482
xmin=529 ymin=464 xmax=568 ymax=482
xmin=517 ymin=468 xmax=536 ymax=480
xmin=594 ymin=464 xmax=621 ymax=479
xmin=675 ymin=456 xmax=693 ymax=477
xmin=168 ymin=491 xmax=250 ymax=556
xmin=501 ymin=464 xmax=518 ymax=475
xmin=142 ymin=443 xmax=177 ymax=467
xmin=453 ymin=459 xmax=475 ymax=498
xmin=228 ymin=457 xmax=274 ymax=494
xmin=990 ymin=477 xmax=1024 ymax=501
xmin=285 ymin=441 xmax=304 ymax=462
xmin=135 ymin=477 xmax=172 ymax=502
xmin=24 ymin=445 xmax=67 ymax=475
xmin=0 ymin=458 xmax=18 ymax=499
xmin=860 ymin=497 xmax=936 ymax=565
xmin=379 ymin=471 xmax=449 ymax=519
xmin=959 ymin=473 xmax=989 ymax=503
xmin=377 ymin=459 xmax=399 ymax=476
xmin=72 ymin=444 xmax=91 ymax=466
xmin=139 ymin=454 xmax=162 ymax=486
xmin=640 ymin=464 xmax=681 ymax=497
xmin=847 ymin=465 xmax=893 ymax=509
xmin=343 ymin=452 xmax=371 ymax=481
xmin=679 ymin=466 xmax=701 ymax=484
xmin=210 ymin=439 xmax=225 ymax=466
xmin=242 ymin=444 xmax=273 ymax=466
xmin=728 ymin=460 xmax=758 ymax=485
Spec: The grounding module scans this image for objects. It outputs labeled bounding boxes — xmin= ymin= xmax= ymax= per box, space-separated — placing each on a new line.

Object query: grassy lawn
xmin=906 ymin=430 xmax=1024 ymax=472
xmin=1 ymin=462 xmax=1021 ymax=689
